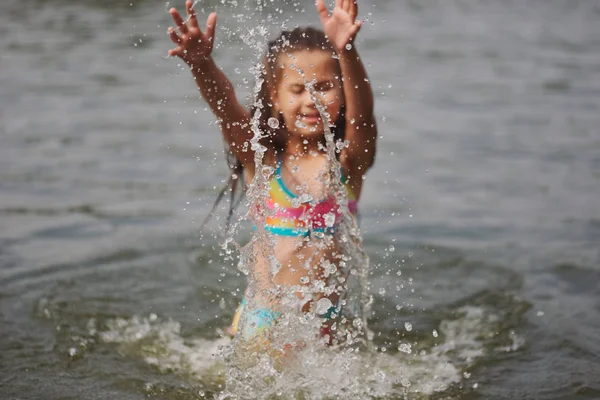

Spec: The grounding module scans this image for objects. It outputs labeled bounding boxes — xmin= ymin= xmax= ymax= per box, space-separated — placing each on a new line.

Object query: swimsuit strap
xmin=275 ymin=156 xmax=299 ymax=200
xmin=276 ymin=154 xmax=351 ymax=197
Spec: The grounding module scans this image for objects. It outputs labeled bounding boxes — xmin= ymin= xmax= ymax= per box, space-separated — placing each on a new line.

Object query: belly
xmin=249 ymin=235 xmax=340 ymax=302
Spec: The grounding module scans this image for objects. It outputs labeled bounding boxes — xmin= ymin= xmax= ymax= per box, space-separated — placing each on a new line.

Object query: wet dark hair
xmin=203 ymin=27 xmax=346 ymax=230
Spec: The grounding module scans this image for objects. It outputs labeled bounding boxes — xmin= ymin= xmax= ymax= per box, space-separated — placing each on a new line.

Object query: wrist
xmin=188 ymin=56 xmax=215 ymax=74
xmin=338 ymin=47 xmax=359 ymax=63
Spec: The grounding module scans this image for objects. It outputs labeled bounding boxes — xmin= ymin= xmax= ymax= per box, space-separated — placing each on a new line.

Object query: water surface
xmin=1 ymin=0 xmax=600 ymax=398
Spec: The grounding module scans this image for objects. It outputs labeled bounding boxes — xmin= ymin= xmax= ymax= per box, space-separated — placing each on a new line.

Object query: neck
xmin=284 ymin=134 xmax=324 ymax=159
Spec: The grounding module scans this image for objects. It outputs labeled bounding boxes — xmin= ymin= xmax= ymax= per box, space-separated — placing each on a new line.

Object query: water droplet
xmin=324 ymin=212 xmax=336 ymax=227
xmin=299 ymin=193 xmax=313 ymax=203
xmin=432 ymin=329 xmax=438 ymax=338
xmin=294 ymin=119 xmax=306 ymax=129
xmin=404 ymin=322 xmax=412 ymax=331
xmin=345 ymin=43 xmax=352 ymax=50
xmin=261 ymin=165 xmax=274 ymax=177
xmin=398 ymin=343 xmax=412 ymax=354
xmin=267 ymin=117 xmax=279 ymax=129
xmin=388 ymin=245 xmax=395 ymax=252
xmin=323 ymin=260 xmax=337 ymax=276
xmin=300 ymin=276 xmax=310 ymax=284
xmin=378 ymin=288 xmax=386 ymax=295
xmin=315 ymin=298 xmax=333 ymax=315
xmin=250 ymin=142 xmax=266 ymax=152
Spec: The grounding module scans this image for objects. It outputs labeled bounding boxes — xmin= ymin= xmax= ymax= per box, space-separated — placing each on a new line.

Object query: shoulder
xmin=243 ymin=148 xmax=278 ymax=185
xmin=339 ymin=152 xmax=370 ymax=200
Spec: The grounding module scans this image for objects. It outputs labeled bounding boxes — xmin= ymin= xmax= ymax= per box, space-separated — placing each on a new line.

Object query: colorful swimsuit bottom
xmin=231 ymin=296 xmax=340 ymax=340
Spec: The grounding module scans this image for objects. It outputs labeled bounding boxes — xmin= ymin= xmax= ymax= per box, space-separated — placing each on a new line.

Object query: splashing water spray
xmin=200 ymin=2 xmax=475 ymax=399
xmin=215 ymin=23 xmax=377 ymax=398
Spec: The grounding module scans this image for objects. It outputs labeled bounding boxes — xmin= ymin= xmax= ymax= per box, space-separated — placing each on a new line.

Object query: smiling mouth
xmin=302 ymin=115 xmax=321 ymax=124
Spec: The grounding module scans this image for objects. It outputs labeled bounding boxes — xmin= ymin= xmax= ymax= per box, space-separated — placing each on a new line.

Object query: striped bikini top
xmin=262 ymin=158 xmax=358 ymax=237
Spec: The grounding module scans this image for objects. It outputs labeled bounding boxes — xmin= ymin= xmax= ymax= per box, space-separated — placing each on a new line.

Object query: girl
xmin=168 ymin=0 xmax=376 ymax=346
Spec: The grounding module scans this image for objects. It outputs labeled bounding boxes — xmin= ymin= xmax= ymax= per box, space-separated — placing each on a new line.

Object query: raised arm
xmin=168 ymin=1 xmax=254 ymax=173
xmin=316 ymin=0 xmax=377 ymax=176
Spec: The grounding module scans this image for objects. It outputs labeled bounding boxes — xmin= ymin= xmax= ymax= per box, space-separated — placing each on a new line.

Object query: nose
xmin=302 ymin=90 xmax=316 ymax=109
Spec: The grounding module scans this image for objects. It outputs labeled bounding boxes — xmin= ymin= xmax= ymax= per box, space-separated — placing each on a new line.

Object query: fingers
xmin=168 ymin=26 xmax=182 ymax=45
xmin=169 ymin=7 xmax=189 ymax=35
xmin=335 ymin=0 xmax=343 ymax=9
xmin=168 ymin=46 xmax=183 ymax=58
xmin=341 ymin=0 xmax=349 ymax=12
xmin=205 ymin=12 xmax=217 ymax=42
xmin=186 ymin=0 xmax=199 ymax=29
xmin=338 ymin=0 xmax=358 ymax=22
xmin=349 ymin=0 xmax=358 ymax=21
xmin=352 ymin=20 xmax=362 ymax=36
xmin=316 ymin=0 xmax=329 ymax=26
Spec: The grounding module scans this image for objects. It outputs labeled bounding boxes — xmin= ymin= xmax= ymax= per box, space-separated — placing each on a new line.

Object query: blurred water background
xmin=1 ymin=0 xmax=600 ymax=398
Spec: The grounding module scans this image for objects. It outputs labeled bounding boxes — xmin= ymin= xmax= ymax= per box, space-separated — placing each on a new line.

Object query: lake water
xmin=1 ymin=0 xmax=600 ymax=398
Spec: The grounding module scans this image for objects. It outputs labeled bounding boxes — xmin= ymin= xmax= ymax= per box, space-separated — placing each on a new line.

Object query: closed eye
xmin=314 ymin=81 xmax=335 ymax=93
xmin=289 ymin=84 xmax=304 ymax=94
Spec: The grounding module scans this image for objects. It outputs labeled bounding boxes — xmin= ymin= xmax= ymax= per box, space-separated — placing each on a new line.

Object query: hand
xmin=316 ymin=0 xmax=362 ymax=53
xmin=168 ymin=0 xmax=217 ymax=66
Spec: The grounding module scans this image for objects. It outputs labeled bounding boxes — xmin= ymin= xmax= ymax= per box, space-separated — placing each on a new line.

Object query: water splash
xmin=195 ymin=2 xmax=381 ymax=395
xmin=214 ymin=41 xmax=375 ymax=398
xmin=88 ymin=303 xmax=523 ymax=399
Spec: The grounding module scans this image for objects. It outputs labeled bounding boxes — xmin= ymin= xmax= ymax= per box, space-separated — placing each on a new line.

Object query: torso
xmin=245 ymin=150 xmax=361 ymax=307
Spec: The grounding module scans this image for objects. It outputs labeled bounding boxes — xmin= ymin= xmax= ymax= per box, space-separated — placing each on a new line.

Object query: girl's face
xmin=272 ymin=49 xmax=344 ymax=140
